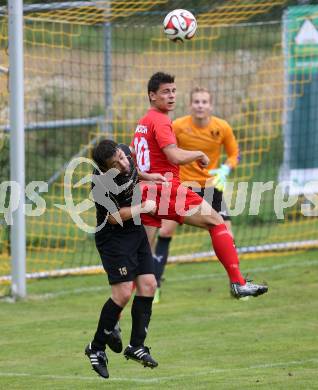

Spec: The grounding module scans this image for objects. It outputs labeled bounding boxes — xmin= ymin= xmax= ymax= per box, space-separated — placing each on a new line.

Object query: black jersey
xmin=93 ymin=144 xmax=139 ymax=232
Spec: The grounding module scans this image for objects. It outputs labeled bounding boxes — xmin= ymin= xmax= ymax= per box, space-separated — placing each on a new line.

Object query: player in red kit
xmin=131 ymin=72 xmax=268 ymax=299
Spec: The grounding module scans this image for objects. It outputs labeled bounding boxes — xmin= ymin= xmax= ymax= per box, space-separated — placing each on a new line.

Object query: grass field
xmin=1 ymin=250 xmax=318 ymax=389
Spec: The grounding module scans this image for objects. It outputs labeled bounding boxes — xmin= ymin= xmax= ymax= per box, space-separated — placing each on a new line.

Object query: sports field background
xmin=1 ymin=1 xmax=318 ymax=281
xmin=1 ymin=2 xmax=318 ymax=387
xmin=1 ymin=250 xmax=317 ymax=389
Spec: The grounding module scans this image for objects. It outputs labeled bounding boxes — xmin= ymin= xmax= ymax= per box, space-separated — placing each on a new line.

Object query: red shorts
xmin=140 ymin=180 xmax=203 ymax=228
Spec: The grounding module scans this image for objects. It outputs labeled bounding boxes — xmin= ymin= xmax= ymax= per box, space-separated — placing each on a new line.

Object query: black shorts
xmin=190 ymin=187 xmax=231 ymax=221
xmin=95 ymin=225 xmax=154 ymax=285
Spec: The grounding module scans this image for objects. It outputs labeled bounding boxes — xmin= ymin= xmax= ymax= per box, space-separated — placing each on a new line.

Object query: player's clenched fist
xmin=197 ymin=153 xmax=210 ymax=168
xmin=141 ymin=200 xmax=157 ymax=215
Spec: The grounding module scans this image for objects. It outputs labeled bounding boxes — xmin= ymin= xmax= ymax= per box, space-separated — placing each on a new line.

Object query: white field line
xmin=0 ymin=358 xmax=317 ymax=384
xmin=26 ymin=258 xmax=318 ymax=301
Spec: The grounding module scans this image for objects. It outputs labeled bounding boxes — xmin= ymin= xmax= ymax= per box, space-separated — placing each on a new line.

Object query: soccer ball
xmin=163 ymin=9 xmax=197 ymax=42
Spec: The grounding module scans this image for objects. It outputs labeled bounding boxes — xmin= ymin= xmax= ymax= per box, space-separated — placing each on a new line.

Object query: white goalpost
xmin=8 ymin=0 xmax=26 ymax=299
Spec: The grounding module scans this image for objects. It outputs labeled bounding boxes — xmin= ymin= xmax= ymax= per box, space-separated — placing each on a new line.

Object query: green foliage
xmin=22 ymin=19 xmax=283 ymax=53
xmin=25 ymin=125 xmax=94 ymax=183
xmin=0 ymin=136 xmax=9 ymax=183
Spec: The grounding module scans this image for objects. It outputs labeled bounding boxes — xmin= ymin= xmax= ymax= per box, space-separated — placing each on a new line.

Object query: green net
xmin=1 ymin=0 xmax=318 ymax=284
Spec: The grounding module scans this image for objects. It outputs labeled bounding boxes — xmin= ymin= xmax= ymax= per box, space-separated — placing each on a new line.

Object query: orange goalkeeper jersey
xmin=173 ymin=115 xmax=239 ymax=188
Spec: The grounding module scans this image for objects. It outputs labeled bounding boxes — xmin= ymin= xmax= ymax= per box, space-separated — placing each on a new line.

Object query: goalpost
xmin=1 ymin=1 xmax=318 ymax=297
xmin=8 ymin=0 xmax=26 ymax=298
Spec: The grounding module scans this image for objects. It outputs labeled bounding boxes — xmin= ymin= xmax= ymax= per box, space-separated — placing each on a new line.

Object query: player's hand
xmin=197 ymin=153 xmax=209 ymax=169
xmin=208 ymin=164 xmax=231 ymax=192
xmin=141 ymin=199 xmax=157 ymax=215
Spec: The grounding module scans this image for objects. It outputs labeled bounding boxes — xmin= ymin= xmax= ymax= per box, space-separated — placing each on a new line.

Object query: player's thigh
xmin=184 ymin=199 xmax=224 ymax=228
xmin=135 ymin=273 xmax=157 ymax=297
xmin=144 ymin=225 xmax=158 ymax=251
xmin=159 ymin=219 xmax=178 ymax=237
xmin=135 ymin=227 xmax=155 ymax=278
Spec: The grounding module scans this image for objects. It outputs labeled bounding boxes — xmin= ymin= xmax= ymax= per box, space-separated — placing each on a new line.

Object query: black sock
xmin=92 ymin=298 xmax=123 ymax=351
xmin=130 ymin=296 xmax=153 ymax=347
xmin=153 ymin=236 xmax=172 ymax=287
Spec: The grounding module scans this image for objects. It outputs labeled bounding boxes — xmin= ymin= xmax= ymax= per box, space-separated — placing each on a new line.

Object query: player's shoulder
xmin=147 ymin=108 xmax=170 ymax=120
xmin=173 ymin=115 xmax=191 ymax=127
xmin=211 ymin=115 xmax=232 ymax=130
xmin=172 ymin=116 xmax=191 ymax=134
xmin=142 ymin=109 xmax=171 ymax=130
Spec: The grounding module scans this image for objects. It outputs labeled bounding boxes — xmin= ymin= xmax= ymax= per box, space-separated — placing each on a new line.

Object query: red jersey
xmin=132 ymin=108 xmax=179 ymax=179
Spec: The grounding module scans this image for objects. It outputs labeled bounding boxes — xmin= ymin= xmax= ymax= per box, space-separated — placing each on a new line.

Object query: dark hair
xmin=92 ymin=139 xmax=118 ymax=171
xmin=147 ymin=72 xmax=175 ymax=95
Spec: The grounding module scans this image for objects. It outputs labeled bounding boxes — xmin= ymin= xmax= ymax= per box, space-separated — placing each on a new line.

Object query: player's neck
xmin=150 ymin=106 xmax=169 ymax=115
xmin=192 ymin=116 xmax=210 ymax=128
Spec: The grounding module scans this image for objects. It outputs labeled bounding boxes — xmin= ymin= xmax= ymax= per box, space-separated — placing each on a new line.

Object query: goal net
xmin=1 ymin=0 xmax=318 ymax=285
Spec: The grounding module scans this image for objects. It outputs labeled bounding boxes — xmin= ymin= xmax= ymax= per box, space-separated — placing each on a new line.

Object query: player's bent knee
xmin=116 ymin=292 xmax=132 ymax=307
xmin=112 ymin=282 xmax=133 ymax=307
xmin=159 ymin=220 xmax=177 ymax=238
xmin=159 ymin=229 xmax=174 ymax=238
xmin=205 ymin=213 xmax=224 ymax=228
xmin=143 ymin=279 xmax=157 ymax=296
xmin=136 ymin=274 xmax=157 ymax=296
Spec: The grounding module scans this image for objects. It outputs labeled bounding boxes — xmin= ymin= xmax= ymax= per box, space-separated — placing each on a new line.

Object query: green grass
xmin=1 ymin=250 xmax=318 ymax=389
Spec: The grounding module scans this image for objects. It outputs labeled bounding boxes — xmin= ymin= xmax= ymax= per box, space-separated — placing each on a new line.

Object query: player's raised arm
xmin=208 ymin=121 xmax=240 ymax=191
xmin=223 ymin=121 xmax=240 ymax=169
xmin=162 ymin=144 xmax=209 ymax=167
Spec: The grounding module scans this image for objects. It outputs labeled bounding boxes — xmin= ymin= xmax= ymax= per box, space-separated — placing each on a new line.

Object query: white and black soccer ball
xmin=163 ymin=9 xmax=197 ymax=42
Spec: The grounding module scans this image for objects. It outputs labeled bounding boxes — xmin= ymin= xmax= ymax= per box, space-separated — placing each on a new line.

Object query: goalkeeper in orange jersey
xmin=153 ymin=86 xmax=240 ymax=303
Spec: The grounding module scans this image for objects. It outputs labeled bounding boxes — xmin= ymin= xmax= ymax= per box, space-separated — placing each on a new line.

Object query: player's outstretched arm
xmin=138 ymin=171 xmax=168 ymax=183
xmin=107 ymin=200 xmax=156 ymax=224
xmin=163 ymin=144 xmax=209 ymax=167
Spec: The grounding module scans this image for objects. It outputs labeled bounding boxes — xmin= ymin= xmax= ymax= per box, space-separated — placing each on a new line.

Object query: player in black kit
xmin=85 ymin=139 xmax=166 ymax=379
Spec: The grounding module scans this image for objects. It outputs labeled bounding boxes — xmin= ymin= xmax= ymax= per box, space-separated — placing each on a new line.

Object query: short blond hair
xmin=190 ymin=87 xmax=212 ymax=103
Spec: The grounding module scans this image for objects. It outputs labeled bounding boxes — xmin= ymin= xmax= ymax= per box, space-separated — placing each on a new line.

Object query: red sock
xmin=209 ymin=224 xmax=245 ymax=285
